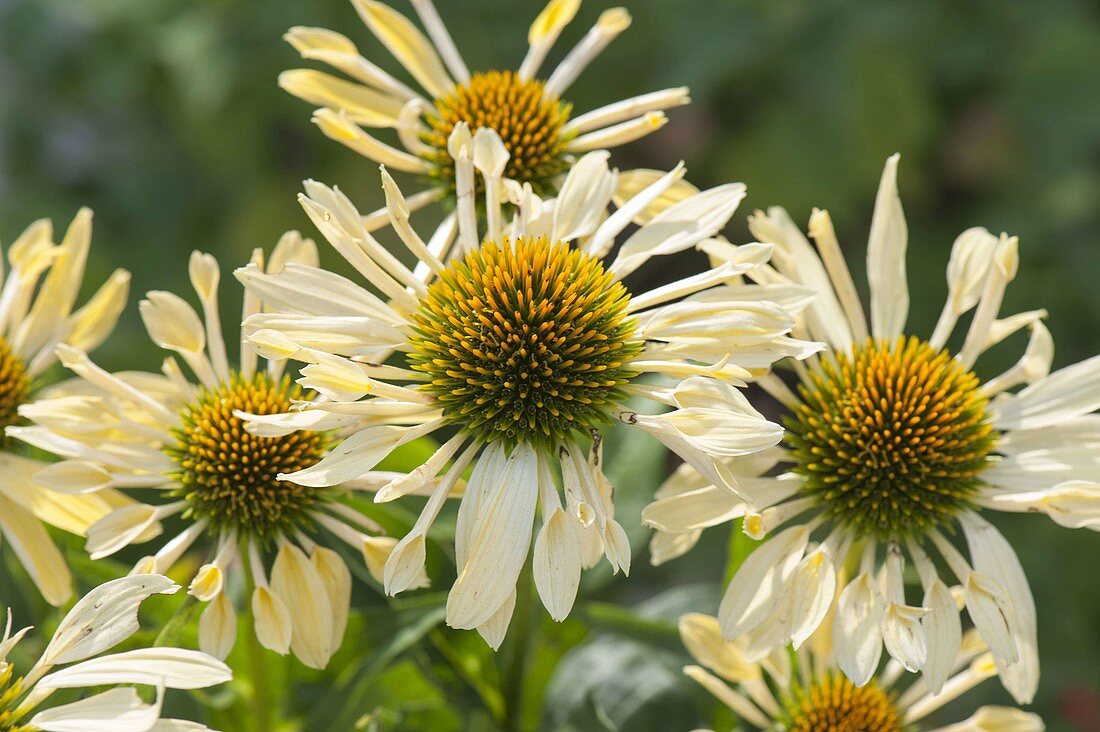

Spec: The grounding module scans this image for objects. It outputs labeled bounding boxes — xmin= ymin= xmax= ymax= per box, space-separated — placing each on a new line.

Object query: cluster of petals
xmin=10 ymin=236 xmax=399 ymax=670
xmin=233 ymin=124 xmax=815 ymax=647
xmin=644 ymin=154 xmax=1100 ymax=702
xmin=0 ymin=209 xmax=130 ymax=606
xmin=0 ymin=575 xmax=229 ymax=731
xmin=279 ymin=0 xmax=690 ymax=226
xmin=679 ymin=612 xmax=1043 ymax=732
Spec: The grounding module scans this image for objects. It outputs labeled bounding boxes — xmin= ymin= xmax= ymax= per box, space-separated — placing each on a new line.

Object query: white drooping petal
xmin=960 ymin=513 xmax=1039 ymax=704
xmin=533 ymin=507 xmax=582 ymax=622
xmin=252 ymin=585 xmax=293 ymax=655
xmin=270 ymin=543 xmax=335 ymax=669
xmin=447 ymin=444 xmax=539 ymax=630
xmin=963 ymin=571 xmax=1018 ymax=666
xmin=881 ymin=602 xmax=929 ymax=673
xmin=198 ymin=592 xmax=237 ymax=661
xmin=866 ymin=153 xmax=909 ymax=339
xmin=476 ymin=590 xmax=516 ymax=652
xmin=717 ymin=525 xmax=808 ymax=638
xmin=832 ymin=573 xmax=885 ymax=686
xmin=42 ymin=574 xmax=178 ymax=666
xmin=29 ymin=687 xmax=160 ymax=732
xmin=36 ymin=648 xmax=231 ymax=690
xmin=189 ymin=563 xmax=224 ymax=603
xmin=788 ymin=547 xmax=837 ymax=649
xmin=384 ymin=532 xmax=427 ymax=596
xmin=312 ymin=547 xmax=352 ymax=650
xmin=678 ymin=613 xmax=760 ymax=682
xmin=921 ymin=579 xmax=962 ymax=695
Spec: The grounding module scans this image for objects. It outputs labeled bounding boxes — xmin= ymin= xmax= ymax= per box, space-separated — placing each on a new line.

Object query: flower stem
xmin=502 ymin=560 xmax=534 ymax=732
xmin=724 ymin=517 xmax=754 ymax=586
xmin=242 ymin=558 xmax=274 ymax=732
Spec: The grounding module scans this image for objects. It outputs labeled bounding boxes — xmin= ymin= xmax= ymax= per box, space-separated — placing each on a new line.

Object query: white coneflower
xmin=279 ymin=0 xmax=689 ymax=231
xmin=0 ymin=209 xmax=131 ymax=606
xmin=233 ymin=124 xmax=816 ymax=648
xmin=9 ymin=234 xmax=403 ymax=670
xmin=679 ymin=612 xmax=1043 ymax=732
xmin=643 ymin=155 xmax=1100 ymax=703
xmin=0 ymin=575 xmax=230 ymax=731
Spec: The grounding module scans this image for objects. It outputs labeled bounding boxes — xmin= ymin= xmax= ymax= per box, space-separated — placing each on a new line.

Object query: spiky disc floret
xmin=0 ymin=338 xmax=31 ymax=443
xmin=421 ymin=70 xmax=572 ymax=196
xmin=408 ymin=236 xmax=641 ymax=448
xmin=787 ymin=336 xmax=996 ymax=540
xmin=166 ymin=372 xmax=327 ymax=538
xmin=783 ymin=673 xmax=903 ymax=732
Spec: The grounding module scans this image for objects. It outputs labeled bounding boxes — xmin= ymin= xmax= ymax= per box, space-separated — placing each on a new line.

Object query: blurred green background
xmin=1 ymin=0 xmax=1099 ymax=730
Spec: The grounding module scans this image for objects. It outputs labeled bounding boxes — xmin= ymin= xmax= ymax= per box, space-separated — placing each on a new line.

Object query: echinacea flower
xmin=0 ymin=209 xmax=131 ymax=606
xmin=10 ymin=235 xmax=401 ymax=670
xmin=0 ymin=574 xmax=230 ymax=731
xmin=643 ymin=155 xmax=1100 ymax=702
xmin=234 ymin=125 xmax=815 ymax=648
xmin=280 ymin=0 xmax=689 ymax=229
xmin=679 ymin=612 xmax=1043 ymax=732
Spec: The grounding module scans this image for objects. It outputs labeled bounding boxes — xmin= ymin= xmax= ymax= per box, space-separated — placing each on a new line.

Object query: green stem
xmin=723 ymin=518 xmax=754 ymax=586
xmin=242 ymin=557 xmax=274 ymax=732
xmin=502 ymin=561 xmax=534 ymax=732
xmin=154 ymin=593 xmax=200 ymax=648
xmin=428 ymin=628 xmax=504 ymax=722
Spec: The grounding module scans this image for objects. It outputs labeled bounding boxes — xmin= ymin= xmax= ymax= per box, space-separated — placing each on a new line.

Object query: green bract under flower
xmin=783 ymin=673 xmax=902 ymax=732
xmin=421 ymin=70 xmax=573 ymax=196
xmin=787 ymin=336 xmax=996 ymax=540
xmin=408 ymin=236 xmax=641 ymax=449
xmin=166 ymin=371 xmax=327 ymax=537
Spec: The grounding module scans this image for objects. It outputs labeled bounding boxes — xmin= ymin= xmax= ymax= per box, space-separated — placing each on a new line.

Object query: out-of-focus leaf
xmin=305 ymin=594 xmax=448 ymax=730
xmin=542 ymin=584 xmax=720 ymax=732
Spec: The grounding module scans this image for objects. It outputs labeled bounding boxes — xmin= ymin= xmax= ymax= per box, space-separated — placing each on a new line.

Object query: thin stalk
xmin=428 ymin=628 xmax=505 ymax=723
xmin=723 ymin=518 xmax=754 ymax=586
xmin=502 ymin=560 xmax=534 ymax=732
xmin=242 ymin=556 xmax=274 ymax=732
